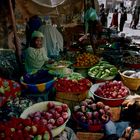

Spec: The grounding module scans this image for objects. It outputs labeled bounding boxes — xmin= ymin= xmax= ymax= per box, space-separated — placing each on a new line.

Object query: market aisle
xmin=108 ymin=13 xmax=140 ymax=43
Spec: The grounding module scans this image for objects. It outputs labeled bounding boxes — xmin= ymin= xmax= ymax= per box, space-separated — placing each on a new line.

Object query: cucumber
xmin=105 ymin=69 xmax=110 ymax=73
xmin=96 ymin=71 xmax=102 ymax=78
xmin=100 ymin=72 xmax=110 ymax=79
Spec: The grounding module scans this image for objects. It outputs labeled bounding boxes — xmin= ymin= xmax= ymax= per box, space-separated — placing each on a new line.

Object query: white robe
xmin=39 ymin=24 xmax=63 ymax=57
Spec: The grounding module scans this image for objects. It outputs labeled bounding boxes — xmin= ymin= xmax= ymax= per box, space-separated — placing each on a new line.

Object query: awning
xmin=16 ymin=0 xmax=99 ymax=18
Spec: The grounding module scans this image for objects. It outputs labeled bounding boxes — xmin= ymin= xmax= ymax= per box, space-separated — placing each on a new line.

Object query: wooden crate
xmin=77 ymin=132 xmax=104 ymax=140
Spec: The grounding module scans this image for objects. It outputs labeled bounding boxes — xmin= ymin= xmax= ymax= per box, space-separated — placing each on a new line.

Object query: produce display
xmin=119 ymin=70 xmax=140 ymax=91
xmin=94 ymin=81 xmax=129 ymax=99
xmin=73 ymin=53 xmax=99 ymax=67
xmin=22 ymin=70 xmax=54 ymax=84
xmin=122 ymin=55 xmax=140 ymax=64
xmin=46 ymin=61 xmax=72 ymax=69
xmin=0 ymin=78 xmax=21 ymax=107
xmin=0 ymin=97 xmax=33 ymax=121
xmin=27 ymin=102 xmax=69 ymax=130
xmin=54 ymin=72 xmax=92 ymax=92
xmin=0 ymin=118 xmax=52 ymax=140
xmin=88 ymin=61 xmax=118 ymax=79
xmin=122 ymin=70 xmax=140 ymax=78
xmin=48 ymin=68 xmax=73 ymax=78
xmin=73 ymin=98 xmax=111 ymax=131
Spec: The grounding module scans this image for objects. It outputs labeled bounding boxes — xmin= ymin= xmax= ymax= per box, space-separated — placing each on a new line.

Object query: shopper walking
xmin=99 ymin=3 xmax=107 ymax=27
xmin=119 ymin=3 xmax=127 ymax=32
xmin=110 ymin=9 xmax=118 ymax=30
xmin=132 ymin=6 xmax=140 ymax=29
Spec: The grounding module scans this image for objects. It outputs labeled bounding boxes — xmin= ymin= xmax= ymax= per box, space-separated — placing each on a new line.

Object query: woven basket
xmin=119 ymin=71 xmax=140 ymax=91
xmin=55 ymin=90 xmax=88 ymax=111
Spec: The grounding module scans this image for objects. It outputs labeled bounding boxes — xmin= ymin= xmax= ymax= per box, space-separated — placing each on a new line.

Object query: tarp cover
xmin=32 ymin=0 xmax=65 ymax=8
xmin=16 ymin=0 xmax=99 ymax=18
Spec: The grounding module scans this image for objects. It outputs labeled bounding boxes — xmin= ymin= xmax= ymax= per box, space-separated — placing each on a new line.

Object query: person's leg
xmin=89 ymin=33 xmax=96 ymax=53
xmin=120 ymin=20 xmax=123 ymax=32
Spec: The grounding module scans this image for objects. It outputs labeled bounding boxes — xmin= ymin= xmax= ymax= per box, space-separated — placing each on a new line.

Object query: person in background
xmin=132 ymin=6 xmax=140 ymax=29
xmin=130 ymin=6 xmax=136 ymax=28
xmin=99 ymin=3 xmax=107 ymax=27
xmin=110 ymin=9 xmax=118 ymax=30
xmin=119 ymin=3 xmax=127 ymax=32
xmin=24 ymin=31 xmax=48 ymax=73
xmin=83 ymin=0 xmax=99 ymax=54
xmin=25 ymin=15 xmax=42 ymax=48
xmin=39 ymin=19 xmax=63 ymax=59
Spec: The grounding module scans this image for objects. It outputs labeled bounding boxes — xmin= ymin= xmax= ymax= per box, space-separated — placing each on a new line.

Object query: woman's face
xmin=34 ymin=37 xmax=43 ymax=48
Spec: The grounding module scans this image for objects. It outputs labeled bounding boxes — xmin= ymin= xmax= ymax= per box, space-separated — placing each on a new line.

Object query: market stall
xmin=0 ymin=0 xmax=140 ymax=140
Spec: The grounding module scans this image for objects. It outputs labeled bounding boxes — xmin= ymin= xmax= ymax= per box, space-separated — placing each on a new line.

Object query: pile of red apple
xmin=54 ymin=78 xmax=92 ymax=92
xmin=73 ymin=98 xmax=111 ymax=128
xmin=95 ymin=81 xmax=129 ymax=99
xmin=0 ymin=118 xmax=52 ymax=140
xmin=28 ymin=102 xmax=69 ymax=130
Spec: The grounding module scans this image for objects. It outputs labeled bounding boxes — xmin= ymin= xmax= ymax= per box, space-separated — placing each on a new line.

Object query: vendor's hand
xmin=120 ymin=127 xmax=140 ymax=140
xmin=78 ymin=34 xmax=88 ymax=42
xmin=131 ymin=129 xmax=140 ymax=140
xmin=47 ymin=59 xmax=55 ymax=64
xmin=122 ymin=97 xmax=140 ymax=109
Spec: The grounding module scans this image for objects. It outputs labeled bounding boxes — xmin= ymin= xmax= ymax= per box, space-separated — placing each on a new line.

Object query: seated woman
xmin=24 ymin=31 xmax=49 ymax=73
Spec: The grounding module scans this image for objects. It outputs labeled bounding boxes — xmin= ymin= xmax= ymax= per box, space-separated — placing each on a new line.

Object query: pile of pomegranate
xmin=95 ymin=81 xmax=129 ymax=99
xmin=73 ymin=98 xmax=111 ymax=127
xmin=27 ymin=102 xmax=69 ymax=130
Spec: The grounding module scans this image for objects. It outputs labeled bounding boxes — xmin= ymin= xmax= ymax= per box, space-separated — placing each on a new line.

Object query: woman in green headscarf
xmin=24 ymin=31 xmax=49 ymax=73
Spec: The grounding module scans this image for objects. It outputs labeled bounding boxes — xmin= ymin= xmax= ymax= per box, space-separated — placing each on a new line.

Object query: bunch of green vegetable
xmin=88 ymin=61 xmax=118 ymax=79
xmin=67 ymin=72 xmax=84 ymax=80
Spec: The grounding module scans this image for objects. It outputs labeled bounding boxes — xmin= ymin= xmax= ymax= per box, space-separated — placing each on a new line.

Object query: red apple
xmin=55 ymin=106 xmax=62 ymax=113
xmin=47 ymin=123 xmax=53 ymax=129
xmin=49 ymin=109 xmax=56 ymax=115
xmin=76 ymin=111 xmax=84 ymax=118
xmin=33 ymin=112 xmax=41 ymax=117
xmin=104 ymin=105 xmax=110 ymax=112
xmin=81 ymin=101 xmax=88 ymax=106
xmin=44 ymin=112 xmax=53 ymax=120
xmin=90 ymin=103 xmax=97 ymax=110
xmin=33 ymin=117 xmax=40 ymax=121
xmin=53 ymin=112 xmax=61 ymax=119
xmin=99 ymin=109 xmax=105 ymax=115
xmin=41 ymin=119 xmax=48 ymax=125
xmin=56 ymin=117 xmax=64 ymax=126
xmin=62 ymin=112 xmax=68 ymax=120
xmin=47 ymin=102 xmax=55 ymax=109
xmin=86 ymin=112 xmax=92 ymax=119
xmin=61 ymin=104 xmax=68 ymax=112
xmin=96 ymin=102 xmax=105 ymax=109
xmin=93 ymin=111 xmax=99 ymax=119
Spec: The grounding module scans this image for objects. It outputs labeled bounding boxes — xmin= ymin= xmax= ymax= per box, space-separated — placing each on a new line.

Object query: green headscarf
xmin=31 ymin=31 xmax=44 ymax=38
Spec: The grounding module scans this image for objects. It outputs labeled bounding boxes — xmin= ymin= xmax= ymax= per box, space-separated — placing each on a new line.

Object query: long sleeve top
xmin=24 ymin=47 xmax=48 ymax=73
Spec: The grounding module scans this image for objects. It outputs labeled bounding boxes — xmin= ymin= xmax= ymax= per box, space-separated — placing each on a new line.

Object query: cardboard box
xmin=110 ymin=107 xmax=121 ymax=122
xmin=77 ymin=132 xmax=104 ymax=140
